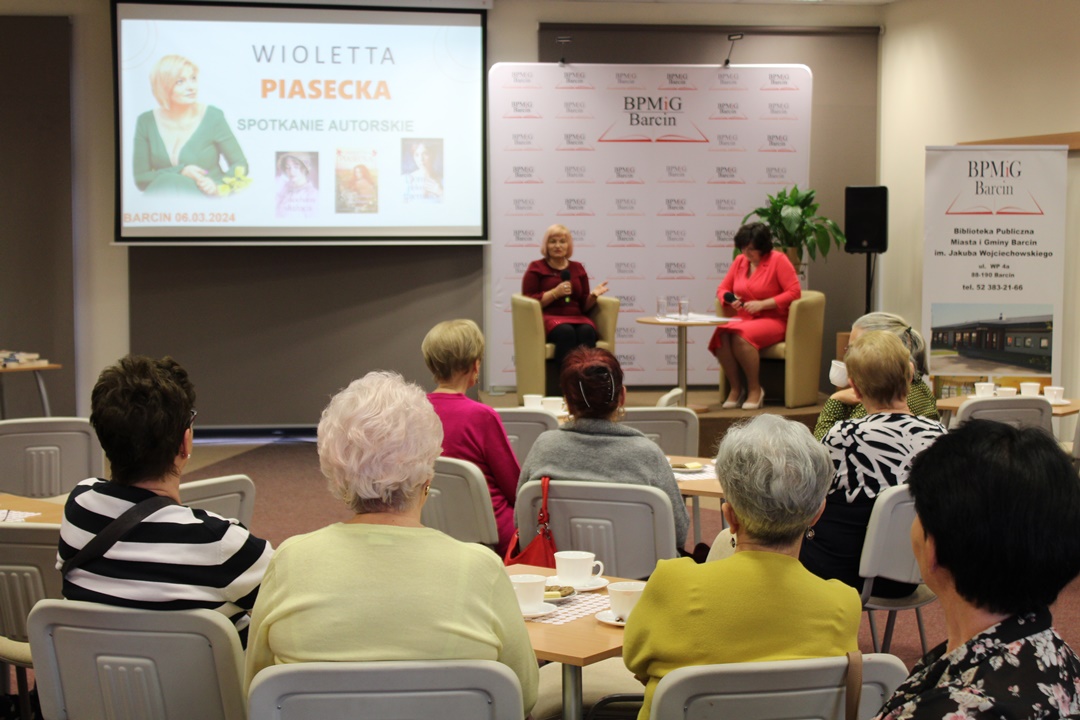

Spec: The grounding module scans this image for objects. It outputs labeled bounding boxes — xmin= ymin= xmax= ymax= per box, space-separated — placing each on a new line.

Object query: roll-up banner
xmin=923 ymin=146 xmax=1066 ymax=397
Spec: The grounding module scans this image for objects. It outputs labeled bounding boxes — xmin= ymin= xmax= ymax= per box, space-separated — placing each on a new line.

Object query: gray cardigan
xmin=516 ymin=418 xmax=689 ymax=548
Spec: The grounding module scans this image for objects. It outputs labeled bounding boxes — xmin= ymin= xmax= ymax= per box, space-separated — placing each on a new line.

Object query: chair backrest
xmin=953 ymin=396 xmax=1054 ymax=432
xmin=650 ymin=654 xmax=909 ymax=720
xmin=28 ymin=598 xmax=246 ymax=720
xmin=516 ymin=480 xmax=676 ymax=579
xmin=0 ymin=523 xmax=63 ymax=643
xmin=179 ymin=474 xmax=257 ymax=526
xmin=620 ymin=407 xmax=699 ymax=456
xmin=421 ymin=457 xmax=499 ymax=546
xmin=858 ymin=484 xmax=922 ymax=604
xmin=655 ymin=387 xmax=684 ymax=407
xmin=0 ymin=418 xmax=104 ymax=497
xmin=248 ymin=660 xmax=524 ymax=720
xmin=495 ymin=407 xmax=559 ymax=463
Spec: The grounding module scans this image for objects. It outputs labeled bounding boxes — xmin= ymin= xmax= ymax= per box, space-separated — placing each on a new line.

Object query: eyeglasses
xmin=187 ymin=409 xmax=198 ymax=428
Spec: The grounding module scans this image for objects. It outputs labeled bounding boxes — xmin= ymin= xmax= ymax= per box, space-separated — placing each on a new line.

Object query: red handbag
xmin=504 ymin=476 xmax=557 ymax=568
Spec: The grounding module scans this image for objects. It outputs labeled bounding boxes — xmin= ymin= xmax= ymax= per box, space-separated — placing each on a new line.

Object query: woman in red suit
xmin=709 ymin=222 xmax=801 ymax=410
xmin=521 ymin=224 xmax=610 ymax=394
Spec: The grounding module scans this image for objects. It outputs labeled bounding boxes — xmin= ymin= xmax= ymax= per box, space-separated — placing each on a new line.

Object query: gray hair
xmin=715 ymin=414 xmax=832 ymax=546
xmin=317 ymin=371 xmax=443 ymax=514
xmin=852 ymin=312 xmax=928 ymax=377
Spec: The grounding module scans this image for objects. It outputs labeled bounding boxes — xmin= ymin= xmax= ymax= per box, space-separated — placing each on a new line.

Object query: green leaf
xmin=814 ymin=225 xmax=831 ymax=257
xmin=780 ymin=204 xmax=803 ymax=238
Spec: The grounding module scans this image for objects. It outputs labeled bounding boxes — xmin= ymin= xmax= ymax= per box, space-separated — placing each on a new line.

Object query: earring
xmin=729 ymin=535 xmax=736 ymax=548
xmin=805 ymin=527 xmax=815 ymax=540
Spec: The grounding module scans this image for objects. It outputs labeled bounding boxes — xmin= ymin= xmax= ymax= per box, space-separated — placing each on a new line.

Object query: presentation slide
xmin=115 ymin=3 xmax=485 ymax=242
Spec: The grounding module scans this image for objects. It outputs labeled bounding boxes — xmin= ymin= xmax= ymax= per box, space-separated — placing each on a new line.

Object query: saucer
xmin=595 ymin=610 xmax=626 ymax=628
xmin=549 ymin=575 xmax=609 ymax=592
xmin=1049 ymin=399 xmax=1070 ymax=406
xmin=522 ymin=602 xmax=557 ymax=619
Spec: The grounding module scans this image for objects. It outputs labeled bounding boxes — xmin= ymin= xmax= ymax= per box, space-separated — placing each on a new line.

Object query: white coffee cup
xmin=996 ymin=387 xmax=1017 ymax=397
xmin=974 ymin=382 xmax=996 ymax=398
xmin=607 ymin=581 xmax=646 ymax=622
xmin=1045 ymin=386 xmax=1065 ymax=404
xmin=542 ymin=396 xmax=564 ymax=414
xmin=1020 ymin=382 xmax=1041 ymax=397
xmin=523 ymin=394 xmax=543 ymax=408
xmin=555 ymin=551 xmax=604 ymax=586
xmin=509 ymin=574 xmax=547 ymax=613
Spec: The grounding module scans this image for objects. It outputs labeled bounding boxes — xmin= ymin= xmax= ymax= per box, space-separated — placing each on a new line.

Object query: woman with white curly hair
xmin=244 ymin=371 xmax=538 ymax=712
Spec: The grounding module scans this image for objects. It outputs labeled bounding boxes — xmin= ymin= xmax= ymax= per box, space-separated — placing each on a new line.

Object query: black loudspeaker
xmin=844 ymin=186 xmax=888 ymax=254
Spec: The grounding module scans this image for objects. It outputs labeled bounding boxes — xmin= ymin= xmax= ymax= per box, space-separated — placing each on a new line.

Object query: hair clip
xmin=578 ymin=380 xmax=591 ymax=408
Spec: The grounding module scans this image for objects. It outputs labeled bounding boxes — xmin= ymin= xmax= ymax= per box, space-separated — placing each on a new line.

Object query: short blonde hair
xmin=540 ymin=224 xmax=574 ymax=260
xmin=317 ymin=371 xmax=443 ymax=514
xmin=150 ymin=55 xmax=198 ymax=111
xmin=421 ymin=319 xmax=484 ymax=382
xmin=845 ymin=331 xmax=912 ymax=406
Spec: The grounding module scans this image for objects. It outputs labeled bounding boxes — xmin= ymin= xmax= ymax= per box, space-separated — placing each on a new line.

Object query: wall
xmin=879 ymin=0 xmax=1080 ymax=397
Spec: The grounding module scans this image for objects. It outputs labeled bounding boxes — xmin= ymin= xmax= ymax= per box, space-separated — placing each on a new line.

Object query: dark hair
xmin=90 ymin=355 xmax=196 ymax=486
xmin=908 ymin=419 xmax=1080 ymax=615
xmin=733 ymin=222 xmax=774 ymax=254
xmin=278 ymin=154 xmax=308 ymax=176
xmin=560 ymin=347 xmax=623 ymax=420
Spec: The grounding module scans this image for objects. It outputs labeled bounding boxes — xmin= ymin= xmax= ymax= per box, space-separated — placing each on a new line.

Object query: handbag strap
xmin=536 ymin=476 xmax=551 ymax=529
xmin=61 ymin=494 xmax=178 ymax=577
xmin=845 ymin=651 xmax=863 ymax=720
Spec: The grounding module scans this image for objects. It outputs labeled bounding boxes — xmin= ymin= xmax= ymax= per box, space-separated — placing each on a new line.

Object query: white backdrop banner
xmin=488 ymin=63 xmax=812 ymax=388
xmin=922 ymin=146 xmax=1066 ymax=390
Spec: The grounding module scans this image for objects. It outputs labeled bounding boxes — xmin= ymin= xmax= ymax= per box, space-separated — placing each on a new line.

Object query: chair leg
xmin=866 ymin=611 xmax=880 ymax=653
xmin=15 ymin=666 xmax=31 ymax=720
xmin=915 ymin=607 xmax=930 ymax=656
xmin=880 ymin=611 xmax=898 ymax=654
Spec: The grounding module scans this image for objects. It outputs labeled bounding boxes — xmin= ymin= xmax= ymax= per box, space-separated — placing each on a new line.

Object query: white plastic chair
xmin=655 ymin=388 xmax=684 ymax=407
xmin=951 ymin=396 xmax=1053 ymax=432
xmin=495 ymin=407 xmax=559 ymax=463
xmin=0 ymin=523 xmax=64 ymax=720
xmin=179 ymin=474 xmax=256 ymax=526
xmin=516 ymin=480 xmax=676 ymax=579
xmin=248 ymin=660 xmax=524 ymax=720
xmin=650 ymin=654 xmax=909 ymax=720
xmin=620 ymin=407 xmax=700 ymax=456
xmin=859 ymin=484 xmax=937 ymax=654
xmin=29 ymin=598 xmax=246 ymax=720
xmin=0 ymin=417 xmax=104 ymax=497
xmin=421 ymin=457 xmax=499 ymax=546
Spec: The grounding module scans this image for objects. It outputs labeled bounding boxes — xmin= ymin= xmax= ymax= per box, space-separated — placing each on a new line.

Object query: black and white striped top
xmin=57 ymin=478 xmax=273 ymax=634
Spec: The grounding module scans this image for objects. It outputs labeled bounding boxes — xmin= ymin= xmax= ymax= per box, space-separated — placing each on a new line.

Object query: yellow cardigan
xmin=623 ymin=552 xmax=861 ymax=720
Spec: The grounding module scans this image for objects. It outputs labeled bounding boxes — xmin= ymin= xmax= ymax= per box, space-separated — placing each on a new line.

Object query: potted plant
xmin=741 ymin=185 xmax=846 ymax=268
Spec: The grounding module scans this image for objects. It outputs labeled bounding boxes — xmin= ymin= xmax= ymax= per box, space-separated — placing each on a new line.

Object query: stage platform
xmin=480 ymin=387 xmax=826 ymax=458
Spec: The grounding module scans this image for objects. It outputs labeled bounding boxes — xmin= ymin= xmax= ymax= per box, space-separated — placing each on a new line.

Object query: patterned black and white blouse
xmin=873 ymin=607 xmax=1080 ymax=719
xmin=824 ymin=412 xmax=946 ymax=505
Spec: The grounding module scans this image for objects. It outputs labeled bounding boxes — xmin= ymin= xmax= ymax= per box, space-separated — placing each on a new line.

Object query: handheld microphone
xmin=561 ymin=270 xmax=572 ymax=303
xmin=723 ymin=291 xmax=739 ymax=305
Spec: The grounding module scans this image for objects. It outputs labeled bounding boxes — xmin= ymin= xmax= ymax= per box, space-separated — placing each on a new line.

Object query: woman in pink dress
xmin=422 ymin=319 xmax=520 ymax=556
xmin=709 ymin=222 xmax=801 ymax=410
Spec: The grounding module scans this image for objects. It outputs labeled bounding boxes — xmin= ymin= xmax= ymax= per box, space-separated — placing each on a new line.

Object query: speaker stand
xmin=864 ymin=253 xmax=876 ymax=315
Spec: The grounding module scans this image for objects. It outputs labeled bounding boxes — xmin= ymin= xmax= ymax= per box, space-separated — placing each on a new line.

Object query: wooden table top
xmin=935 ymin=395 xmax=1080 ymax=416
xmin=635 ymin=315 xmax=733 ymax=327
xmin=0 ymin=492 xmax=65 ymax=523
xmin=0 ymin=363 xmax=62 ymax=374
xmin=505 ymin=564 xmax=630 ymax=667
xmin=668 ymin=456 xmax=724 ymax=500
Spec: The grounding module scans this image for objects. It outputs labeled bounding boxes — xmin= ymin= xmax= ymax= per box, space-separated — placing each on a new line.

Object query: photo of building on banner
xmin=922 ymin=146 xmax=1066 ymax=399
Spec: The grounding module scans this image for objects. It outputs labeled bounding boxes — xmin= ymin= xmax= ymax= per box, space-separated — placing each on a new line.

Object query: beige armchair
xmin=716 ymin=290 xmax=825 ymax=409
xmin=511 ymin=293 xmax=619 ymax=401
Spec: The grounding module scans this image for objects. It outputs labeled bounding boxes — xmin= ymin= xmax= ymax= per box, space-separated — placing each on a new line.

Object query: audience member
xmin=623 ymin=414 xmax=860 ymax=720
xmin=244 ymin=371 xmax=538 ymax=712
xmin=516 ymin=347 xmax=688 ymax=549
xmin=801 ymin=331 xmax=946 ymax=596
xmin=422 ymin=319 xmax=520 ymax=555
xmin=873 ymin=420 xmax=1080 ymax=718
xmin=57 ymin=355 xmax=272 ymax=644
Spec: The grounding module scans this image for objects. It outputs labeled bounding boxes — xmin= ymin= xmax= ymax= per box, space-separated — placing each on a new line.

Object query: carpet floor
xmin=184 ymin=440 xmax=1080 ymax=672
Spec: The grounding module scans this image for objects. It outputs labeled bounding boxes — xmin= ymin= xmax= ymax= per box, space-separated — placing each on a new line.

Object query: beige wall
xmin=879 ymin=0 xmax=1080 ymax=396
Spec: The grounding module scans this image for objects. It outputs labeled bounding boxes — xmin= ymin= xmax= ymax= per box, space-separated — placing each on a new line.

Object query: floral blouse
xmin=873 ymin=608 xmax=1080 ymax=719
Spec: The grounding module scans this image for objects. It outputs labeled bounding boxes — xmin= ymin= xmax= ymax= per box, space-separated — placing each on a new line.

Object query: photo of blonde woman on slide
xmin=132 ymin=54 xmax=247 ymax=197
